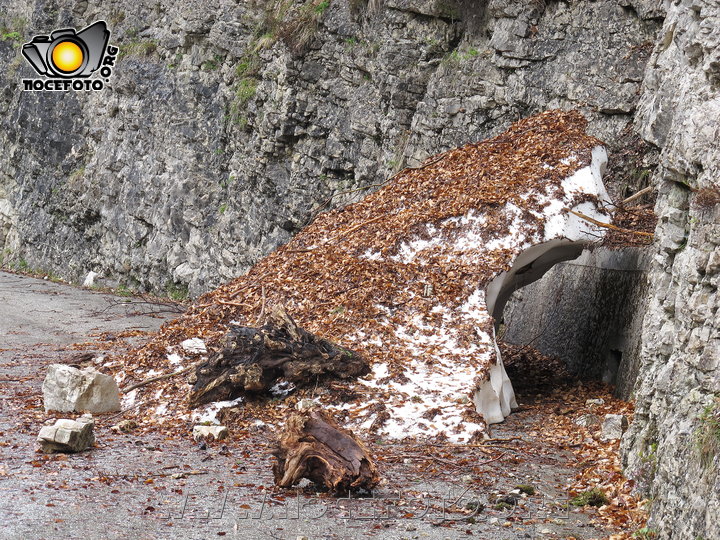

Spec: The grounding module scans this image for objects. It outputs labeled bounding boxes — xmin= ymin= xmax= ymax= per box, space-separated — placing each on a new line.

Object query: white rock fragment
xmin=181 ymin=338 xmax=207 ymax=355
xmin=43 ymin=364 xmax=121 ymax=413
xmin=193 ymin=425 xmax=229 ymax=441
xmin=585 ymin=398 xmax=605 ymax=407
xmin=37 ymin=414 xmax=95 ymax=453
xmin=296 ymin=398 xmax=320 ymax=411
xmin=601 ymin=414 xmax=628 ymax=441
xmin=82 ymin=271 xmax=99 ymax=287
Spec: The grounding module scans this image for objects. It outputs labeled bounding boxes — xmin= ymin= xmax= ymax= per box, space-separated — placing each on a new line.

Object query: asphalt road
xmin=0 ymin=271 xmax=607 ymax=540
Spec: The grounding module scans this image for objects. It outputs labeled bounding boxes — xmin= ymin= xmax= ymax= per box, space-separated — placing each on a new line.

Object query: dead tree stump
xmin=272 ymin=409 xmax=380 ymax=492
xmin=188 ymin=307 xmax=368 ymax=408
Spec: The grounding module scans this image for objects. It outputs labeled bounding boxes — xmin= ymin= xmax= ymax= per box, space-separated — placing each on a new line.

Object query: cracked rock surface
xmin=37 ymin=414 xmax=95 ymax=453
xmin=0 ymin=0 xmax=660 ymax=295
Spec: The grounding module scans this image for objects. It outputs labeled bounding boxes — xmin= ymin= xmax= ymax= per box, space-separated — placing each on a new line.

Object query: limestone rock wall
xmin=621 ymin=1 xmax=720 ymax=538
xmin=0 ymin=0 xmax=661 ymax=295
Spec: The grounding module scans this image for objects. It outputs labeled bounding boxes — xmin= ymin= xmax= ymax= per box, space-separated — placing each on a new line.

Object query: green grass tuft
xmin=166 ymin=282 xmax=189 ymax=302
xmin=570 ymin=488 xmax=609 ymax=507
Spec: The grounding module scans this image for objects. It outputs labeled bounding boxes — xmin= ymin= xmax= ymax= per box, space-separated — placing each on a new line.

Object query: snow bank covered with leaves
xmin=121 ymin=110 xmax=613 ymax=442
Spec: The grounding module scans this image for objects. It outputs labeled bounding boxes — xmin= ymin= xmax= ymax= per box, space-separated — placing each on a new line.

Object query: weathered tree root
xmin=272 ymin=409 xmax=380 ymax=492
xmin=188 ymin=306 xmax=368 ymax=408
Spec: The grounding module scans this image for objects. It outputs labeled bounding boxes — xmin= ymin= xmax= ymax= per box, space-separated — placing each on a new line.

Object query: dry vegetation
xmin=693 ymin=186 xmax=720 ymax=209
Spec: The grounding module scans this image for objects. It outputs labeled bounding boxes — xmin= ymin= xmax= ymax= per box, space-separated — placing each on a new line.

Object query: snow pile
xmin=123 ymin=110 xmax=614 ymax=441
xmin=332 ymin=145 xmax=611 ymax=437
xmin=181 ymin=338 xmax=207 ymax=355
xmin=192 ymin=397 xmax=244 ymax=425
xmin=542 ymin=146 xmax=611 ymax=241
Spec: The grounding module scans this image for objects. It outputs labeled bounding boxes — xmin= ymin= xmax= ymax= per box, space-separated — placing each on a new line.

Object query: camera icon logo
xmin=22 ymin=20 xmax=110 ymax=78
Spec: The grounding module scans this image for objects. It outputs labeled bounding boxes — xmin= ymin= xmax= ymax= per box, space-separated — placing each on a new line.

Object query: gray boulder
xmin=601 ymin=414 xmax=629 ymax=441
xmin=37 ymin=415 xmax=95 ymax=453
xmin=43 ymin=364 xmax=121 ymax=413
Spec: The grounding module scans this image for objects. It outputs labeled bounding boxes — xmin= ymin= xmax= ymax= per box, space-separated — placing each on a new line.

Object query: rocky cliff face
xmin=621 ymin=1 xmax=720 ymax=538
xmin=0 ymin=0 xmax=660 ymax=296
xmin=0 ymin=0 xmax=718 ymax=537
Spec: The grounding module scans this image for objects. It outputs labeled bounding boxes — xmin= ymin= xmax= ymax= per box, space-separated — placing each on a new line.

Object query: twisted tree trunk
xmin=188 ymin=306 xmax=368 ymax=407
xmin=272 ymin=409 xmax=380 ymax=492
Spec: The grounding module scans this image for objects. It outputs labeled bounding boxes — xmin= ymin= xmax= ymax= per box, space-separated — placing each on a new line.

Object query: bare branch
xmin=122 ymin=363 xmax=199 ymax=394
xmin=621 ymin=185 xmax=654 ymax=206
xmin=567 ymin=209 xmax=654 ymax=237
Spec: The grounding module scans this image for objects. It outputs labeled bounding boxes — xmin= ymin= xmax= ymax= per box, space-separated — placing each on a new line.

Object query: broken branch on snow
xmin=122 ymin=363 xmax=198 ymax=394
xmin=568 ymin=209 xmax=654 ymax=237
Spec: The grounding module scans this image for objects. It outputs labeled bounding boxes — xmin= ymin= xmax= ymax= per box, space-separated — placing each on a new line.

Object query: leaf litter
xmin=69 ymin=109 xmax=651 ymax=535
xmin=106 ymin=110 xmax=615 ymax=440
